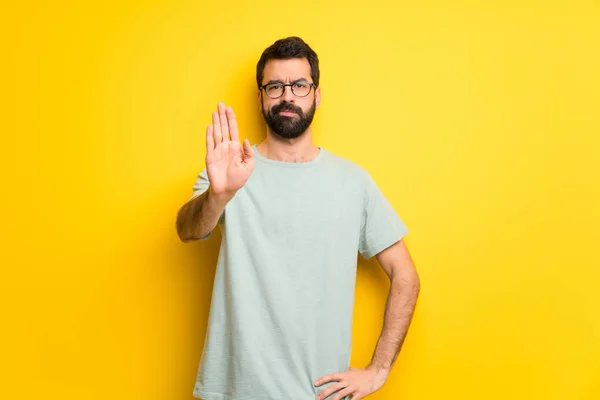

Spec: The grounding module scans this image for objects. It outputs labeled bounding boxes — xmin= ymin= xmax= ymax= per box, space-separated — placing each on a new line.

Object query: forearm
xmin=176 ymin=189 xmax=231 ymax=242
xmin=368 ymin=269 xmax=420 ymax=374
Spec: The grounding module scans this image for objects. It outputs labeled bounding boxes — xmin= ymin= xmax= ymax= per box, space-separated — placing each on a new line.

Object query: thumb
xmin=242 ymin=139 xmax=253 ymax=159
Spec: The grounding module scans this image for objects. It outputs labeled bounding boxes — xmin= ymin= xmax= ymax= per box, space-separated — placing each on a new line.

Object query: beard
xmin=262 ymin=100 xmax=316 ymax=140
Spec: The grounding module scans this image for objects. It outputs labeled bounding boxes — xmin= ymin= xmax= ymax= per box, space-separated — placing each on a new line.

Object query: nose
xmin=281 ymin=85 xmax=295 ymax=103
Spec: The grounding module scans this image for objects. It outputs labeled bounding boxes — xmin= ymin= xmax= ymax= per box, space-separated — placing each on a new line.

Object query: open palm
xmin=206 ymin=102 xmax=254 ymax=197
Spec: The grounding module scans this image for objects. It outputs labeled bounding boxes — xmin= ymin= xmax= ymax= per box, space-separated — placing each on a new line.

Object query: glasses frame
xmin=258 ymin=81 xmax=316 ymax=99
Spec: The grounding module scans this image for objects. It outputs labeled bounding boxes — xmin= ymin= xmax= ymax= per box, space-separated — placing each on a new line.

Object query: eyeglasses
xmin=259 ymin=81 xmax=316 ymax=99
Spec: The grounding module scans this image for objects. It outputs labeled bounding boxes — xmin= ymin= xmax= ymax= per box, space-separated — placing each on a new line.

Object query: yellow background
xmin=2 ymin=0 xmax=599 ymax=399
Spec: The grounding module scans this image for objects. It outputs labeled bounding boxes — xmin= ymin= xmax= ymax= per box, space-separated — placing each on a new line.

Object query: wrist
xmin=207 ymin=188 xmax=235 ymax=208
xmin=366 ymin=362 xmax=391 ymax=377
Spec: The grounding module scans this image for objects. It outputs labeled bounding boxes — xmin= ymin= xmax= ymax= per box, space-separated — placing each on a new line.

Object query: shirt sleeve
xmin=190 ymin=168 xmax=225 ymax=240
xmin=358 ymin=171 xmax=409 ymax=259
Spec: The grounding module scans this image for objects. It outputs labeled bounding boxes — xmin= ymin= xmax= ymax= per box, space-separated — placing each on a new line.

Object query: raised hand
xmin=206 ymin=102 xmax=254 ymax=199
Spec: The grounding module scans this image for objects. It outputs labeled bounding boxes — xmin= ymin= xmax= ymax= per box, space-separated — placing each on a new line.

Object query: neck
xmin=257 ymin=127 xmax=320 ymax=163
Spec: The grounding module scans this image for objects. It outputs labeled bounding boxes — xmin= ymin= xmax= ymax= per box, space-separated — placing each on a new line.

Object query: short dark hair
xmin=256 ymin=36 xmax=320 ymax=89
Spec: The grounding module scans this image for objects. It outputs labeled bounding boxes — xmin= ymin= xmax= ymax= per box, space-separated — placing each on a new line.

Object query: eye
xmin=268 ymin=84 xmax=282 ymax=90
xmin=294 ymin=82 xmax=308 ymax=89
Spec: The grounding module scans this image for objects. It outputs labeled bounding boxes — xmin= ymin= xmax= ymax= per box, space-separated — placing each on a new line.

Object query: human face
xmin=258 ymin=58 xmax=321 ymax=140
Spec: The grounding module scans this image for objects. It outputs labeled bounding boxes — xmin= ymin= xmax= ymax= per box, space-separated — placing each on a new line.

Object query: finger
xmin=206 ymin=125 xmax=215 ymax=153
xmin=316 ymin=382 xmax=346 ymax=400
xmin=242 ymin=139 xmax=253 ymax=160
xmin=212 ymin=111 xmax=222 ymax=143
xmin=227 ymin=106 xmax=239 ymax=143
xmin=332 ymin=387 xmax=354 ymax=400
xmin=315 ymin=374 xmax=343 ymax=386
xmin=218 ymin=102 xmax=229 ymax=140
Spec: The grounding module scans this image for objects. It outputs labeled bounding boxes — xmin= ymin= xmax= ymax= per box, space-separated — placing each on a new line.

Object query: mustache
xmin=272 ymin=103 xmax=303 ymax=115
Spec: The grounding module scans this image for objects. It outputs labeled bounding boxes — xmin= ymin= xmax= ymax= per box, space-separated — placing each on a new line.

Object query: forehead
xmin=262 ymin=58 xmax=312 ymax=83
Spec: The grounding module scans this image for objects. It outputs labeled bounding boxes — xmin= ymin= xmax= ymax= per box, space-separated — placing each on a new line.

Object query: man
xmin=176 ymin=36 xmax=420 ymax=400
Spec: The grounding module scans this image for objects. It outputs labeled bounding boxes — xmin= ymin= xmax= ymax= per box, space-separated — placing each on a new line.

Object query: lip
xmin=278 ymin=111 xmax=298 ymax=116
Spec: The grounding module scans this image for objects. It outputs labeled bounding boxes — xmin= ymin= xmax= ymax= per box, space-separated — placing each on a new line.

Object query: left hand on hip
xmin=314 ymin=366 xmax=389 ymax=400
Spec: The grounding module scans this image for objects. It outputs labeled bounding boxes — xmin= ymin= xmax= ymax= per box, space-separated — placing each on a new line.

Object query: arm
xmin=314 ymin=239 xmax=419 ymax=400
xmin=176 ymin=189 xmax=232 ymax=242
xmin=176 ymin=102 xmax=254 ymax=243
xmin=368 ymin=239 xmax=420 ymax=376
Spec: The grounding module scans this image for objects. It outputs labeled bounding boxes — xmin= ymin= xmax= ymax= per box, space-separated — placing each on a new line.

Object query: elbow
xmin=176 ymin=228 xmax=192 ymax=243
xmin=177 ymin=230 xmax=202 ymax=243
xmin=411 ymin=267 xmax=421 ymax=288
xmin=393 ymin=267 xmax=421 ymax=295
xmin=176 ymin=224 xmax=201 ymax=243
xmin=176 ymin=222 xmax=206 ymax=243
xmin=176 ymin=215 xmax=195 ymax=243
xmin=413 ymin=274 xmax=421 ymax=296
xmin=411 ymin=268 xmax=421 ymax=294
xmin=178 ymin=233 xmax=194 ymax=243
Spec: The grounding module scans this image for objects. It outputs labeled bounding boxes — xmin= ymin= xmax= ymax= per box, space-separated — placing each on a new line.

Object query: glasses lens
xmin=265 ymin=84 xmax=283 ymax=98
xmin=292 ymin=82 xmax=311 ymax=97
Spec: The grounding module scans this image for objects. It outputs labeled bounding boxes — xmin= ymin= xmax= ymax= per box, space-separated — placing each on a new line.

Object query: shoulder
xmin=320 ymin=150 xmax=386 ymax=203
xmin=321 ymin=148 xmax=371 ymax=180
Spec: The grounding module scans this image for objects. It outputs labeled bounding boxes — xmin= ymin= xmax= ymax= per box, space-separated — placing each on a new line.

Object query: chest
xmin=233 ymin=170 xmax=363 ymax=240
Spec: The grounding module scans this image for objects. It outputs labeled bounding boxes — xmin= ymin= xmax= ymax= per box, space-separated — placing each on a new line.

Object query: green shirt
xmin=191 ymin=145 xmax=408 ymax=400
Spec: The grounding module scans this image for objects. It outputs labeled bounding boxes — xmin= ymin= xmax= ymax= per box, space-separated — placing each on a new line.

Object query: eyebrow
xmin=265 ymin=78 xmax=309 ymax=85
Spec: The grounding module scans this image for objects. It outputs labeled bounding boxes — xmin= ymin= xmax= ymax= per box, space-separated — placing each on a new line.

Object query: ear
xmin=315 ymin=86 xmax=321 ymax=109
xmin=257 ymin=90 xmax=263 ymax=112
